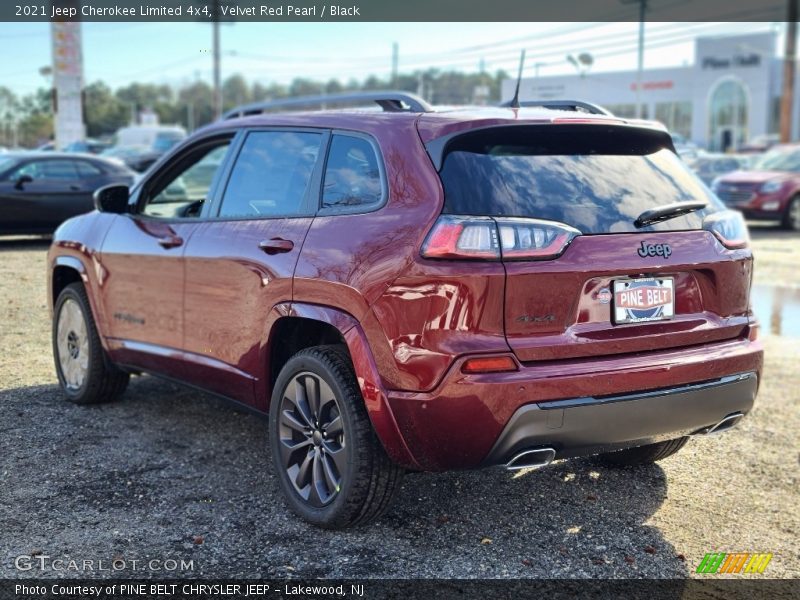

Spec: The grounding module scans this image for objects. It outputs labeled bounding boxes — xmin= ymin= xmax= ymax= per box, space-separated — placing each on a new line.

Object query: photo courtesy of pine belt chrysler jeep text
xmin=48 ymin=92 xmax=763 ymax=528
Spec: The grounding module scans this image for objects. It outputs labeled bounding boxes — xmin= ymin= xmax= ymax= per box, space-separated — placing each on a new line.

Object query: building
xmin=502 ymin=32 xmax=798 ymax=151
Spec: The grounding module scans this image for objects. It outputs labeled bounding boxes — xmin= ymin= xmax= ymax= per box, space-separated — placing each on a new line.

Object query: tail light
xmin=421 ymin=216 xmax=499 ymax=259
xmin=422 ymin=215 xmax=580 ymax=261
xmin=495 ymin=217 xmax=581 ymax=260
xmin=703 ymin=210 xmax=749 ymax=249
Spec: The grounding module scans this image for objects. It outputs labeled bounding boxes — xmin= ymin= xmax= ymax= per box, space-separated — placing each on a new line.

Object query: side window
xmin=8 ymin=160 xmax=79 ymax=181
xmin=218 ymin=131 xmax=323 ymax=218
xmin=75 ymin=161 xmax=103 ymax=177
xmin=141 ymin=141 xmax=231 ymax=219
xmin=7 ymin=162 xmax=42 ymax=180
xmin=40 ymin=160 xmax=81 ymax=180
xmin=322 ymin=135 xmax=383 ymax=209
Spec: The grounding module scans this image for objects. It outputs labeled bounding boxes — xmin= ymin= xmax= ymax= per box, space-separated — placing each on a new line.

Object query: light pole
xmin=213 ymin=10 xmax=221 ymax=118
xmin=781 ymin=1 xmax=798 ymax=143
xmin=567 ymin=53 xmax=594 ymax=98
xmin=621 ymin=0 xmax=647 ymax=119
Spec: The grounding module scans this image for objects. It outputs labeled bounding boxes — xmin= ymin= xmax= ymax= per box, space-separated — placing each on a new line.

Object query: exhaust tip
xmin=700 ymin=412 xmax=745 ymax=436
xmin=505 ymin=447 xmax=556 ymax=471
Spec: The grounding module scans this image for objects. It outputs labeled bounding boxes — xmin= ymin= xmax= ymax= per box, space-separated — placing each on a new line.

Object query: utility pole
xmin=391 ymin=42 xmax=399 ymax=87
xmin=187 ymin=101 xmax=194 ymax=132
xmin=621 ymin=0 xmax=647 ymax=119
xmin=635 ymin=0 xmax=646 ymax=118
xmin=780 ymin=1 xmax=798 ymax=143
xmin=212 ymin=0 xmax=222 ymax=119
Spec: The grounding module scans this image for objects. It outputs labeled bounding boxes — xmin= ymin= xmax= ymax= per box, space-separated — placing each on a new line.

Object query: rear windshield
xmin=438 ymin=125 xmax=723 ymax=234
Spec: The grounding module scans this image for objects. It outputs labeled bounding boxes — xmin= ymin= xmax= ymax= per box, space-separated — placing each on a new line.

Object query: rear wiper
xmin=634 ymin=201 xmax=707 ymax=228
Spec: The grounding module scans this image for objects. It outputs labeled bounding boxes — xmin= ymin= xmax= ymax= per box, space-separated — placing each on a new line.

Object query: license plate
xmin=612 ymin=277 xmax=675 ymax=324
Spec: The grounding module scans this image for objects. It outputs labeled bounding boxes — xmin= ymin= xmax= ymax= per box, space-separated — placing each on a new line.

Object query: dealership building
xmin=502 ymin=32 xmax=798 ymax=151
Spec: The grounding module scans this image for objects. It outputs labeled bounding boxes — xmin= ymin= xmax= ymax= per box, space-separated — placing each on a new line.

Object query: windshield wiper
xmin=634 ymin=201 xmax=707 ymax=228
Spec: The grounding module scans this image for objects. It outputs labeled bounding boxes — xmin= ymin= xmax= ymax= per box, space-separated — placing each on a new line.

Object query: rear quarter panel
xmin=293 ymin=118 xmax=444 ymax=391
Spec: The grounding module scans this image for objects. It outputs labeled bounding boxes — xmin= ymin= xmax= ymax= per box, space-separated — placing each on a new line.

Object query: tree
xmin=6 ymin=66 xmax=513 ymax=148
xmin=116 ymin=83 xmax=178 ymax=126
xmin=0 ymin=86 xmax=18 ymax=147
xmin=178 ymin=81 xmax=214 ymax=130
xmin=289 ymin=78 xmax=324 ymax=97
xmin=18 ymin=112 xmax=52 ymax=148
xmin=222 ymin=74 xmax=250 ymax=111
xmin=83 ymin=81 xmax=128 ymax=137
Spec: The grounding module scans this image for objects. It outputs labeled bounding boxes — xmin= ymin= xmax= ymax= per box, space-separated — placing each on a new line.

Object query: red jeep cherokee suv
xmin=48 ymin=93 xmax=762 ymax=528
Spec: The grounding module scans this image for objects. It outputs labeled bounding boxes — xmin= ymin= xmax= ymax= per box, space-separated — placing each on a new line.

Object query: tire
xmin=595 ymin=437 xmax=689 ymax=467
xmin=269 ymin=345 xmax=404 ymax=529
xmin=782 ymin=195 xmax=800 ymax=231
xmin=53 ymin=282 xmax=129 ymax=404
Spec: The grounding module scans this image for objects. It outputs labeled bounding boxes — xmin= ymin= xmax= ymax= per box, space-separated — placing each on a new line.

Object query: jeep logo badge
xmin=638 ymin=241 xmax=672 ymax=259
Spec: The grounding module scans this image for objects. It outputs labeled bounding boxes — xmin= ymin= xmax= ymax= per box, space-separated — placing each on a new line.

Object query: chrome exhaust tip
xmin=505 ymin=447 xmax=556 ymax=471
xmin=698 ymin=412 xmax=745 ymax=436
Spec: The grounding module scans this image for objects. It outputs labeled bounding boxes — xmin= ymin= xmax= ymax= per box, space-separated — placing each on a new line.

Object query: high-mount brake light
xmin=551 ymin=117 xmax=624 ymax=125
xmin=421 ymin=216 xmax=580 ymax=261
xmin=703 ymin=210 xmax=750 ymax=249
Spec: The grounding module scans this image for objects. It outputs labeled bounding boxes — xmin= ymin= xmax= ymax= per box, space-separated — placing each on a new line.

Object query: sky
xmin=0 ymin=21 xmax=783 ymax=97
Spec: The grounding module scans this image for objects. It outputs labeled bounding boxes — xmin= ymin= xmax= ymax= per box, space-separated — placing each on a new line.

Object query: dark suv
xmin=48 ymin=92 xmax=762 ymax=528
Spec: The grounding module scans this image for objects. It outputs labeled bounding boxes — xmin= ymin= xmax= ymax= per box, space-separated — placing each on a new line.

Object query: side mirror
xmin=93 ymin=184 xmax=130 ymax=214
xmin=14 ymin=174 xmax=33 ymax=190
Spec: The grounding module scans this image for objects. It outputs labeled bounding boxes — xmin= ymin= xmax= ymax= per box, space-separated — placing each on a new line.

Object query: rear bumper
xmin=482 ymin=371 xmax=757 ymax=466
xmin=386 ymin=337 xmax=763 ymax=470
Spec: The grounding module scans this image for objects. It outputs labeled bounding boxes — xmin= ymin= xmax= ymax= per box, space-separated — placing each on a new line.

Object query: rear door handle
xmin=259 ymin=238 xmax=294 ymax=254
xmin=157 ymin=235 xmax=184 ymax=249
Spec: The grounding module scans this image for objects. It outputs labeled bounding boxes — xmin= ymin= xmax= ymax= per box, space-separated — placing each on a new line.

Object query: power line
xmin=228 ymin=21 xmax=759 ymax=77
xmin=228 ymin=22 xmax=761 ymax=80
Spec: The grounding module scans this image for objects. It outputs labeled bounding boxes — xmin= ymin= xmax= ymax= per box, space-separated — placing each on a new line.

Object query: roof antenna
xmin=509 ymin=49 xmax=526 ymax=108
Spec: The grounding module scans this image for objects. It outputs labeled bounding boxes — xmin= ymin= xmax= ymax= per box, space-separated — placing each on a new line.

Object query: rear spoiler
xmin=424 ymin=121 xmax=675 ymax=172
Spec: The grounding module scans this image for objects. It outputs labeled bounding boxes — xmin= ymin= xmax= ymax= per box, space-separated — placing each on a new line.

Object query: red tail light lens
xmin=422 ymin=216 xmax=580 ymax=261
xmin=462 ymin=356 xmax=518 ymax=374
xmin=703 ymin=210 xmax=749 ymax=249
xmin=421 ymin=216 xmax=500 ymax=260
xmin=495 ymin=217 xmax=581 ymax=260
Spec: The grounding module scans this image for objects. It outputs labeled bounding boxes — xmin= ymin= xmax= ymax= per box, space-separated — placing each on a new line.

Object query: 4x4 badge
xmin=638 ymin=241 xmax=672 ymax=259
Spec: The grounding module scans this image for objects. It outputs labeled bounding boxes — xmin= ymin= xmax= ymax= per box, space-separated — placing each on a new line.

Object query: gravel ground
xmin=0 ymin=225 xmax=797 ymax=580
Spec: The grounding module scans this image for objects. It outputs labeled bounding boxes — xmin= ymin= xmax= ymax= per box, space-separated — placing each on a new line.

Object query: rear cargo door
xmin=437 ymin=124 xmax=753 ymax=362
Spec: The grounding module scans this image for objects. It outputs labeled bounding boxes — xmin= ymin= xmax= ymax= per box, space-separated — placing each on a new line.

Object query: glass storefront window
xmin=655 ymin=101 xmax=692 ymax=139
xmin=709 ymin=79 xmax=749 ymax=152
xmin=605 ymin=103 xmax=649 ymax=119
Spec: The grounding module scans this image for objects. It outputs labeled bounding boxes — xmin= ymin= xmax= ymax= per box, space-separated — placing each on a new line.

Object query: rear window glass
xmin=439 ymin=126 xmax=723 ymax=234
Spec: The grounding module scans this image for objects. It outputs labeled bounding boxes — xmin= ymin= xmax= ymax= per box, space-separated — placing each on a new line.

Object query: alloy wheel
xmin=56 ymin=298 xmax=89 ymax=390
xmin=277 ymin=371 xmax=346 ymax=507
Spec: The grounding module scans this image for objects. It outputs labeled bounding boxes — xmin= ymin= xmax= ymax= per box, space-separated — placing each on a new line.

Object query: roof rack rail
xmin=222 ymin=91 xmax=433 ymax=119
xmin=499 ymin=99 xmax=613 ymax=116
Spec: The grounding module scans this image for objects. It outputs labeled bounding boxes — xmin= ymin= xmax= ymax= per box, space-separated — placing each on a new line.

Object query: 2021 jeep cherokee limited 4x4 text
xmin=49 ymin=93 xmax=763 ymax=528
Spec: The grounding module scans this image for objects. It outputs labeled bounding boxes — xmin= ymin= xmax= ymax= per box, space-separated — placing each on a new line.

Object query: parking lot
xmin=0 ymin=224 xmax=797 ymax=579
